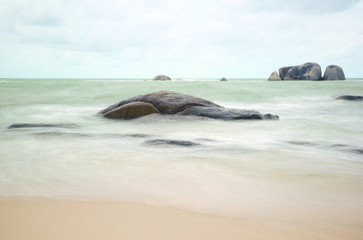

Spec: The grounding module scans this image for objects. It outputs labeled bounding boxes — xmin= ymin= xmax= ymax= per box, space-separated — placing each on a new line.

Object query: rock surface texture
xmin=153 ymin=75 xmax=171 ymax=80
xmin=268 ymin=71 xmax=282 ymax=81
xmin=323 ymin=65 xmax=346 ymax=80
xmin=103 ymin=102 xmax=160 ymax=119
xmin=99 ymin=91 xmax=279 ymax=120
xmin=279 ymin=62 xmax=322 ymax=80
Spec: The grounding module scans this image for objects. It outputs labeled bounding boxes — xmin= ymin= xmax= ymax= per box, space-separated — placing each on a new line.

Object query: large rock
xmin=99 ymin=91 xmax=279 ymax=120
xmin=279 ymin=62 xmax=322 ymax=80
xmin=220 ymin=77 xmax=228 ymax=81
xmin=268 ymin=71 xmax=282 ymax=81
xmin=323 ymin=65 xmax=346 ymax=80
xmin=100 ymin=91 xmax=221 ymax=116
xmin=153 ymin=75 xmax=171 ymax=81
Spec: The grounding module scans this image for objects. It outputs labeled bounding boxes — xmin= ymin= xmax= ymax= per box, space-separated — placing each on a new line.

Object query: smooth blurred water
xmin=0 ymin=78 xmax=363 ymax=222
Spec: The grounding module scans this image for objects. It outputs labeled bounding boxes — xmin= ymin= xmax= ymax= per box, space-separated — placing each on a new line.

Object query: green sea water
xmin=0 ymin=78 xmax=363 ymax=224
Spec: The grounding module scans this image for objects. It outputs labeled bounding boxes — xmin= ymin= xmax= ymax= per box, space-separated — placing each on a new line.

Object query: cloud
xmin=249 ymin=0 xmax=360 ymax=13
xmin=0 ymin=0 xmax=362 ymax=78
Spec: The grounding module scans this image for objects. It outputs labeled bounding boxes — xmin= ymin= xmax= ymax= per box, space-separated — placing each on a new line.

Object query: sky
xmin=0 ymin=0 xmax=362 ymax=78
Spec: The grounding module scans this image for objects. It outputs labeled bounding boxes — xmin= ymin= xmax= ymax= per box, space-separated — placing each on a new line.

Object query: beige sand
xmin=0 ymin=197 xmax=361 ymax=240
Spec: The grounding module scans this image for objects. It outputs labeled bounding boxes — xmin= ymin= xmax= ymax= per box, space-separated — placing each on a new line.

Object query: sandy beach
xmin=0 ymin=197 xmax=361 ymax=240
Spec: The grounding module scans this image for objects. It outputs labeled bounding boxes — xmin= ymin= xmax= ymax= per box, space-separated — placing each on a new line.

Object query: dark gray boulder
xmin=279 ymin=62 xmax=322 ymax=80
xmin=153 ymin=75 xmax=171 ymax=81
xmin=99 ymin=91 xmax=279 ymax=120
xmin=220 ymin=77 xmax=228 ymax=81
xmin=268 ymin=71 xmax=282 ymax=81
xmin=323 ymin=65 xmax=346 ymax=80
xmin=336 ymin=95 xmax=363 ymax=101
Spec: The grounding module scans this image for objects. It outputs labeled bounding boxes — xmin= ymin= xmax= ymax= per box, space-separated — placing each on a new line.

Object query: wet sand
xmin=0 ymin=197 xmax=361 ymax=240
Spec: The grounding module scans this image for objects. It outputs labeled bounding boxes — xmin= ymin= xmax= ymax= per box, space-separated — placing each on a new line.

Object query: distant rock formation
xmin=268 ymin=62 xmax=346 ymax=81
xmin=268 ymin=71 xmax=282 ymax=81
xmin=153 ymin=75 xmax=171 ymax=81
xmin=220 ymin=77 xmax=228 ymax=81
xmin=99 ymin=91 xmax=279 ymax=120
xmin=323 ymin=65 xmax=346 ymax=80
xmin=279 ymin=62 xmax=322 ymax=80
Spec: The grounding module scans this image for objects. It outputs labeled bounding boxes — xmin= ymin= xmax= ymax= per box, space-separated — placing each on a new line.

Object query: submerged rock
xmin=286 ymin=141 xmax=317 ymax=146
xmin=268 ymin=71 xmax=282 ymax=81
xmin=99 ymin=91 xmax=279 ymax=121
xmin=32 ymin=132 xmax=152 ymax=139
xmin=153 ymin=75 xmax=171 ymax=81
xmin=33 ymin=132 xmax=89 ymax=137
xmin=8 ymin=123 xmax=80 ymax=129
xmin=287 ymin=140 xmax=363 ymax=155
xmin=279 ymin=62 xmax=322 ymax=80
xmin=353 ymin=149 xmax=363 ymax=154
xmin=323 ymin=65 xmax=346 ymax=80
xmin=177 ymin=106 xmax=279 ymax=120
xmin=144 ymin=139 xmax=201 ymax=147
xmin=336 ymin=95 xmax=363 ymax=101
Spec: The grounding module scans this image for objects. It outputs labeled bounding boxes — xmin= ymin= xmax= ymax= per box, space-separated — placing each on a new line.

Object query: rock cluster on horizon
xmin=268 ymin=62 xmax=346 ymax=81
xmin=99 ymin=91 xmax=279 ymax=120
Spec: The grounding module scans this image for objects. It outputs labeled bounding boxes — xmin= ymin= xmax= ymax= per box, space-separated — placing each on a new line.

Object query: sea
xmin=0 ymin=78 xmax=362 ymax=225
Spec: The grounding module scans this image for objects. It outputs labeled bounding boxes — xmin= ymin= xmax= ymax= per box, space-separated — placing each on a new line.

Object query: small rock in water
xmin=143 ymin=139 xmax=201 ymax=147
xmin=352 ymin=149 xmax=363 ymax=154
xmin=287 ymin=141 xmax=317 ymax=146
xmin=336 ymin=95 xmax=363 ymax=101
xmin=8 ymin=123 xmax=81 ymax=129
xmin=220 ymin=77 xmax=228 ymax=81
xmin=33 ymin=132 xmax=89 ymax=137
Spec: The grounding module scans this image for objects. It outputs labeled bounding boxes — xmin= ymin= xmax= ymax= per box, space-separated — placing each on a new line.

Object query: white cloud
xmin=0 ymin=0 xmax=362 ymax=78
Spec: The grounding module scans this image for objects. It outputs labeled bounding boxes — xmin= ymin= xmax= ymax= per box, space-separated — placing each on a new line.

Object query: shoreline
xmin=1 ymin=197 xmax=361 ymax=240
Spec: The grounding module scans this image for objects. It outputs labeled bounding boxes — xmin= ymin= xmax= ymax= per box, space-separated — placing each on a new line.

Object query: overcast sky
xmin=0 ymin=0 xmax=362 ymax=78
